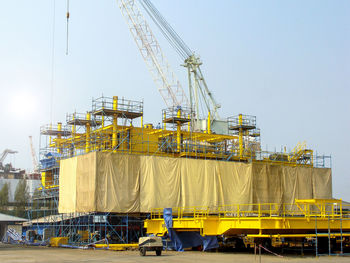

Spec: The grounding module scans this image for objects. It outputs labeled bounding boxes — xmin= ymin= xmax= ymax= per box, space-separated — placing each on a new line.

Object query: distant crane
xmin=0 ymin=149 xmax=18 ymax=169
xmin=29 ymin=136 xmax=39 ymax=172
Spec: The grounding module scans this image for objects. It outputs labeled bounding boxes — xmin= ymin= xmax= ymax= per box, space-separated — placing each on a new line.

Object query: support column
xmin=57 ymin=122 xmax=62 ymax=154
xmin=207 ymin=111 xmax=211 ymax=134
xmin=163 ymin=111 xmax=166 ymax=130
xmin=176 ymin=109 xmax=182 ymax=152
xmin=238 ymin=114 xmax=243 ymax=158
xmin=86 ymin=112 xmax=91 ymax=153
xmin=112 ymin=96 xmax=118 ymax=150
xmin=71 ymin=115 xmax=76 ymax=157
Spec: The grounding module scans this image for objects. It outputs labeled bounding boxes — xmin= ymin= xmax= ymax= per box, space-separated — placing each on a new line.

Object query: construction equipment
xmin=0 ymin=149 xmax=17 ymax=170
xmin=145 ymin=199 xmax=350 ymax=239
xmin=117 ymin=0 xmax=221 ymax=132
xmin=138 ymin=236 xmax=163 ymax=256
xmin=29 ymin=136 xmax=39 ymax=172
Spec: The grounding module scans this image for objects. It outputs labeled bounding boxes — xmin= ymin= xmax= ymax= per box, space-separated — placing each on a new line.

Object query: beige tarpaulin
xmin=58 ymin=156 xmax=77 ymax=213
xmin=58 ymin=152 xmax=332 ymax=213
xmin=96 ymin=153 xmax=140 ymax=213
xmin=140 ymin=156 xmax=181 ymax=211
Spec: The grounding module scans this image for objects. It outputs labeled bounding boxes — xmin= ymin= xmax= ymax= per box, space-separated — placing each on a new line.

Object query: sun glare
xmin=9 ymin=91 xmax=38 ymax=119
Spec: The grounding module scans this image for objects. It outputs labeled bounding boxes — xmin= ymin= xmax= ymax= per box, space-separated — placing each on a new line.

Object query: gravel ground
xmin=0 ymin=243 xmax=349 ymax=263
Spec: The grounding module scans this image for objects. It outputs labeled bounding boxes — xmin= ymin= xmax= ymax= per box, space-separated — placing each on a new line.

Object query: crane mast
xmin=29 ymin=136 xmax=39 ymax=172
xmin=117 ymin=0 xmax=189 ymax=109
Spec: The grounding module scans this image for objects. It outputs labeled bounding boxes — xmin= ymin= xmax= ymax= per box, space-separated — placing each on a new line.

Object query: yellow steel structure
xmin=145 ymin=199 xmax=350 ymax=238
xmin=39 ymin=95 xmax=325 ymax=190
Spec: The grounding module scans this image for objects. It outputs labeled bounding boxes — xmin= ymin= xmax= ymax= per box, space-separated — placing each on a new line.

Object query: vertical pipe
xmin=239 ymin=114 xmax=243 ymax=158
xmin=112 ymin=96 xmax=118 ymax=150
xmin=340 ymin=215 xmax=343 ymax=255
xmin=57 ymin=122 xmax=62 ymax=154
xmin=259 ymin=245 xmax=261 ymax=263
xmin=328 ymin=214 xmax=331 ymax=256
xmin=315 ymin=216 xmax=318 ymax=257
xmin=177 ymin=109 xmax=181 ymax=152
xmin=71 ymin=115 xmax=76 ymax=136
xmin=85 ymin=112 xmax=91 ymax=153
xmin=254 ymin=243 xmax=256 ymax=261
xmin=187 ymin=66 xmax=193 ymax=117
xmin=207 ymin=111 xmax=211 ymax=134
xmin=49 ymin=123 xmax=52 ymax=145
xmin=163 ymin=111 xmax=166 ymax=130
xmin=187 ymin=114 xmax=190 ymax=132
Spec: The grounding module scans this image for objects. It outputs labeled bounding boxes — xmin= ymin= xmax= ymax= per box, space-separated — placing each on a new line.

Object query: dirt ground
xmin=0 ymin=243 xmax=349 ymax=263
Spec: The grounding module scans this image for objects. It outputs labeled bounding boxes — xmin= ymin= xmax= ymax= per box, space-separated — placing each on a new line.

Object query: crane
xmin=0 ymin=149 xmax=18 ymax=168
xmin=117 ymin=0 xmax=221 ymax=122
xmin=117 ymin=0 xmax=189 ymax=109
xmin=29 ymin=136 xmax=39 ymax=172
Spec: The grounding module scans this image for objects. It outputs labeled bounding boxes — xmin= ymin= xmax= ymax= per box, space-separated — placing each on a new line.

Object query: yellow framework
xmin=39 ymin=95 xmax=330 ymax=190
xmin=145 ymin=199 xmax=350 ymax=238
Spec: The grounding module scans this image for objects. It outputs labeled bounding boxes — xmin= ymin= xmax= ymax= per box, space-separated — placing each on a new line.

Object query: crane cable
xmin=142 ymin=0 xmax=192 ymax=58
xmin=66 ymin=0 xmax=70 ymax=55
xmin=138 ymin=0 xmax=192 ymax=60
xmin=50 ymin=0 xmax=56 ymax=124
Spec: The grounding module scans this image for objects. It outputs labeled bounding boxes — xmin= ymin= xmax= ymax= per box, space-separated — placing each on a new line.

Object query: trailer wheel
xmin=156 ymin=248 xmax=162 ymax=256
xmin=139 ymin=247 xmax=146 ymax=256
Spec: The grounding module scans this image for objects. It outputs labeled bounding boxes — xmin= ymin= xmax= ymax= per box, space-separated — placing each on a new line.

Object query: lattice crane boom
xmin=29 ymin=136 xmax=39 ymax=172
xmin=117 ymin=0 xmax=189 ymax=108
xmin=0 ymin=149 xmax=17 ymax=166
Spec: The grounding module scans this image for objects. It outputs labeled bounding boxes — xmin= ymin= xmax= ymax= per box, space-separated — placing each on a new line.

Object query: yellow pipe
xmin=86 ymin=112 xmax=91 ymax=153
xmin=177 ymin=109 xmax=181 ymax=152
xmin=163 ymin=111 xmax=166 ymax=130
xmin=57 ymin=122 xmax=62 ymax=154
xmin=101 ymin=103 xmax=105 ymax=128
xmin=112 ymin=96 xmax=118 ymax=150
xmin=71 ymin=114 xmax=76 ymax=136
xmin=238 ymin=114 xmax=243 ymax=157
xmin=49 ymin=123 xmax=52 ymax=145
xmin=188 ymin=114 xmax=190 ymax=132
xmin=207 ymin=111 xmax=211 ymax=134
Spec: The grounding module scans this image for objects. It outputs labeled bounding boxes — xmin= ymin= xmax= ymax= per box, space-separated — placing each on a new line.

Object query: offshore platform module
xmin=30 ymin=0 xmax=349 ymax=254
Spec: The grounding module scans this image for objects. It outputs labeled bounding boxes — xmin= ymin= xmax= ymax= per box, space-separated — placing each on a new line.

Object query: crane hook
xmin=66 ymin=0 xmax=70 ymax=55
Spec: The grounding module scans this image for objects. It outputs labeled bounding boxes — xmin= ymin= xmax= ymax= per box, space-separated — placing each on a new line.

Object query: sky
xmin=0 ymin=1 xmax=349 ymax=199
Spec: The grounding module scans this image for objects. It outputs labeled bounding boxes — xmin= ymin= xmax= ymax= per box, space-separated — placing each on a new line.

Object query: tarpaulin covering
xmin=58 ymin=152 xmax=332 ymax=213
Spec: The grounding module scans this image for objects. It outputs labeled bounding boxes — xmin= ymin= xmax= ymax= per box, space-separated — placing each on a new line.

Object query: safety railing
xmin=227 ymin=114 xmax=256 ymax=130
xmin=150 ymin=200 xmax=350 ymax=220
xmin=92 ymin=96 xmax=143 ymax=115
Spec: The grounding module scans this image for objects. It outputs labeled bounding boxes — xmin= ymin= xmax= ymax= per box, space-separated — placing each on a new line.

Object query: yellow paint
xmin=57 ymin=122 xmax=62 ymax=154
xmin=145 ymin=199 xmax=350 ymax=237
xmin=42 ymin=95 xmax=318 ymax=169
xmin=50 ymin=237 xmax=68 ymax=247
xmin=163 ymin=111 xmax=166 ymax=130
xmin=177 ymin=109 xmax=182 ymax=152
xmin=85 ymin=112 xmax=91 ymax=153
xmin=207 ymin=111 xmax=211 ymax=134
xmin=95 ymin=243 xmax=138 ymax=251
xmin=112 ymin=96 xmax=118 ymax=150
xmin=238 ymin=114 xmax=243 ymax=157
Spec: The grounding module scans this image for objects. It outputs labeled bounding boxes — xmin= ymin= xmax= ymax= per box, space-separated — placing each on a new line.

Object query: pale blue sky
xmin=0 ymin=1 xmax=349 ymax=199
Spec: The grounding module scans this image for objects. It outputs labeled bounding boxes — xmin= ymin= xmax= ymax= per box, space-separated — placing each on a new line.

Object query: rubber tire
xmin=156 ymin=248 xmax=162 ymax=256
xmin=140 ymin=248 xmax=146 ymax=256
